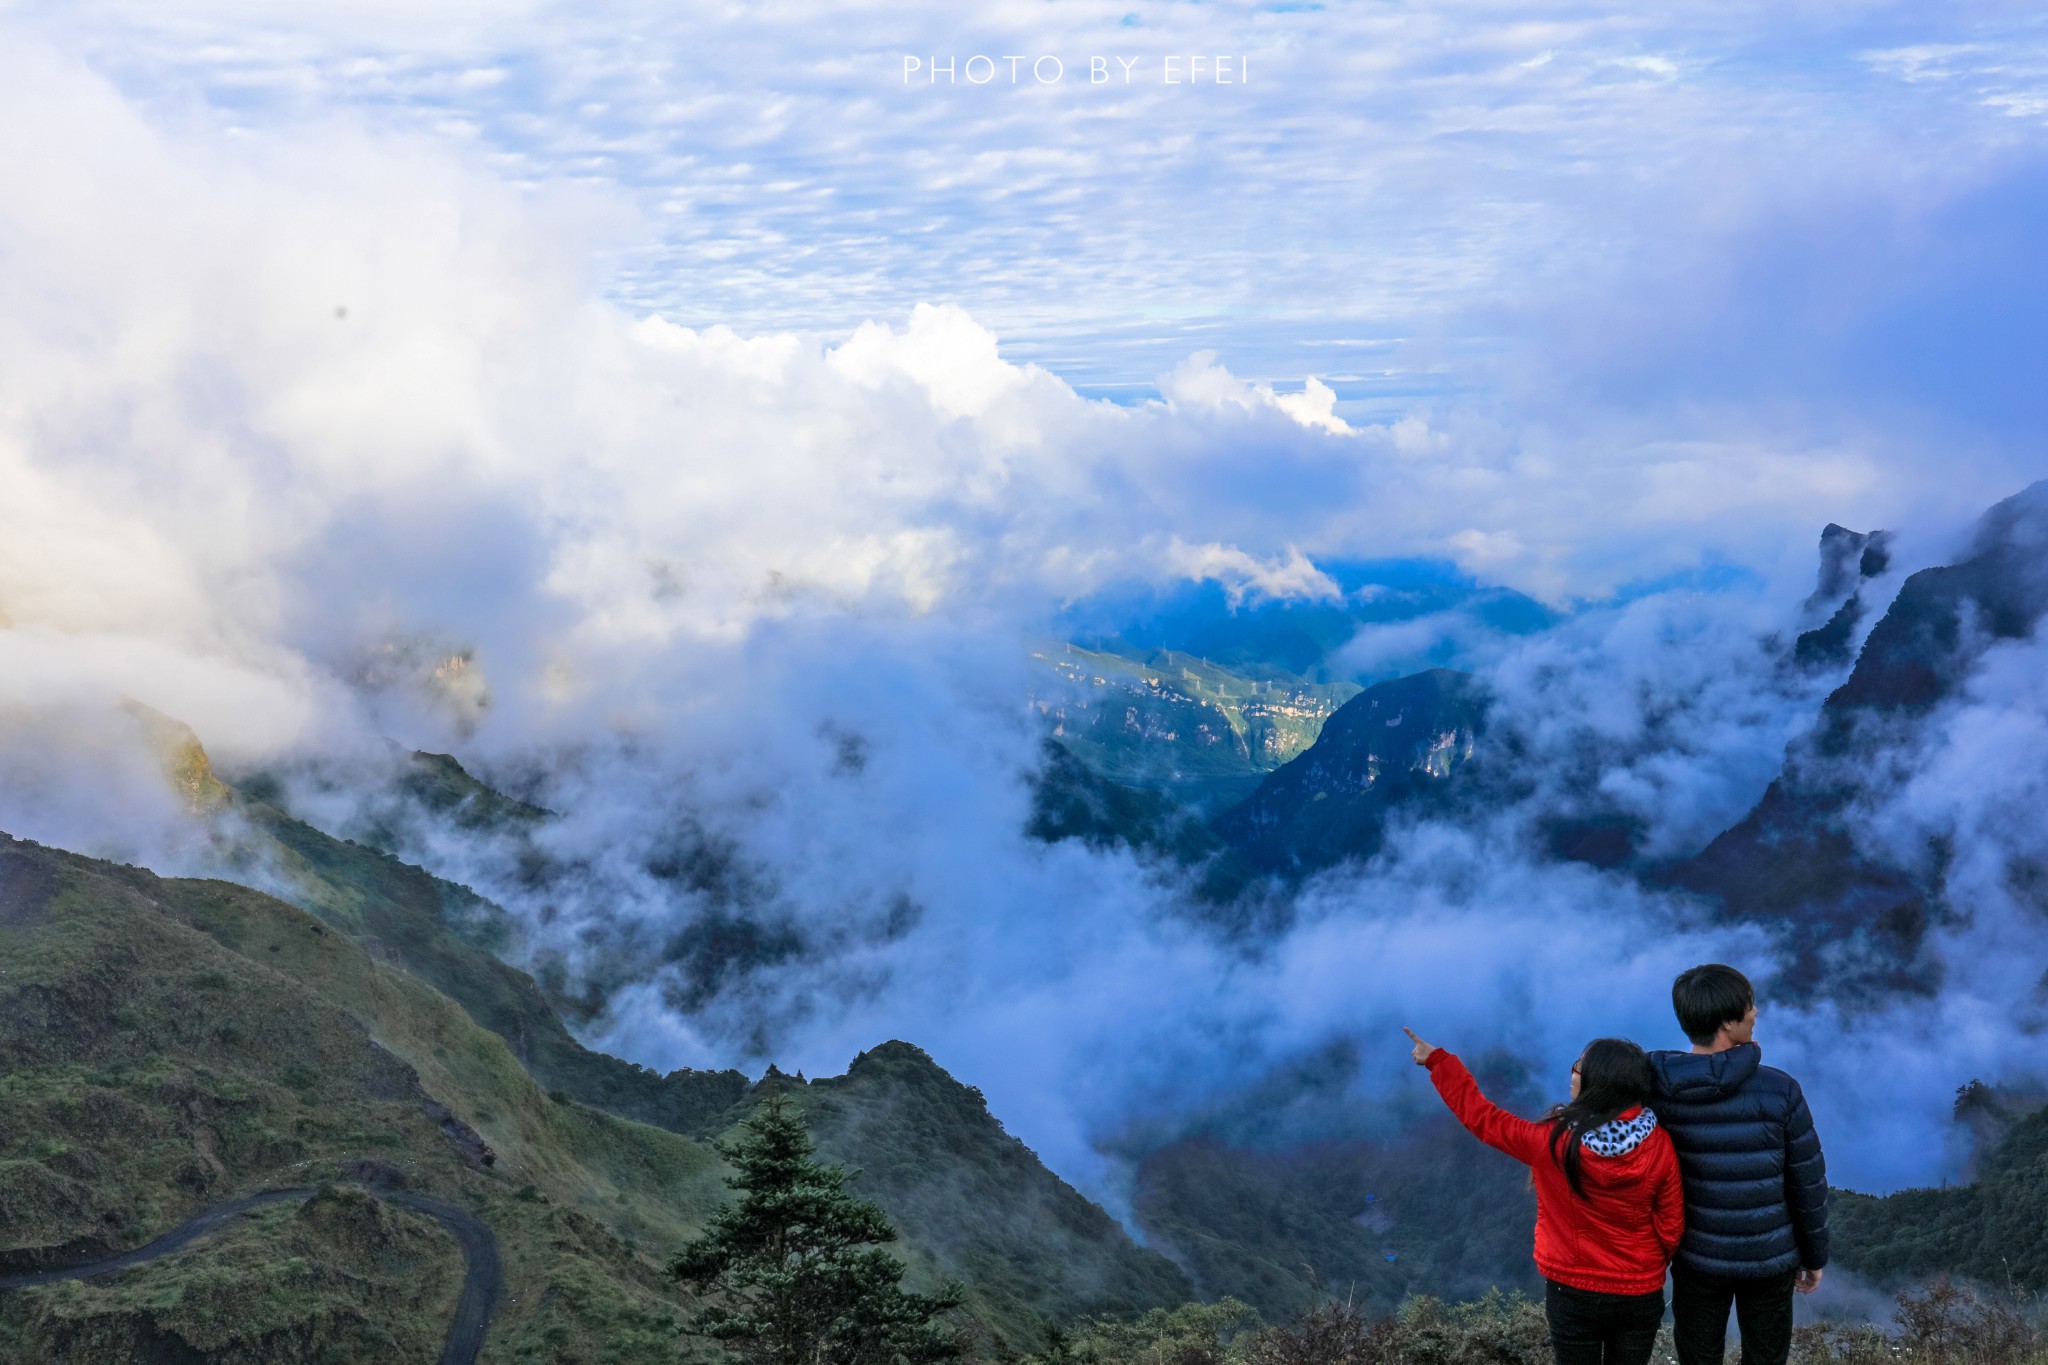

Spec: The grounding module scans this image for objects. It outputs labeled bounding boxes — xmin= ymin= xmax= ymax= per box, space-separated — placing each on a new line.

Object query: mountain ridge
xmin=6 ymin=718 xmax=1195 ymax=1348
xmin=1658 ymin=479 xmax=2048 ymax=995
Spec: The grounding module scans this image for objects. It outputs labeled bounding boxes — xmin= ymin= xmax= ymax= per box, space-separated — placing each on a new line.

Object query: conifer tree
xmin=670 ymin=1092 xmax=964 ymax=1364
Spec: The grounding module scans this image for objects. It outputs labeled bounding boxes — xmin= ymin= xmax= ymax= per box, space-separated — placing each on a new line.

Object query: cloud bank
xmin=0 ymin=20 xmax=2044 ymax=1231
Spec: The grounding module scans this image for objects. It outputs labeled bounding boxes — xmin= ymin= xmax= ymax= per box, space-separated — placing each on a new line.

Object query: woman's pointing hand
xmin=1403 ymin=1027 xmax=1438 ymax=1066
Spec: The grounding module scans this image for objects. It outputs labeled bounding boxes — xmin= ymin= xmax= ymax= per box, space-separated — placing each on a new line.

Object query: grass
xmin=2 ymin=725 xmax=1196 ymax=1354
xmin=1033 ymin=643 xmax=1359 ymax=806
xmin=1003 ymin=1280 xmax=2048 ymax=1365
xmin=15 ymin=1193 xmax=461 ymax=1364
xmin=0 ymin=831 xmax=723 ymax=1363
xmin=197 ymin=740 xmax=1195 ymax=1343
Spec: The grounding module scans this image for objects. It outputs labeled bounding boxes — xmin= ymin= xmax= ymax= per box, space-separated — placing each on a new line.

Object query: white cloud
xmin=1608 ymin=54 xmax=1679 ymax=80
xmin=1160 ymin=351 xmax=1352 ymax=434
xmin=1 ymin=11 xmax=2045 ymax=1224
xmin=1273 ymin=376 xmax=1352 ymax=434
xmin=1159 ymin=540 xmax=1340 ymax=606
xmin=15 ymin=0 xmax=2040 ymax=399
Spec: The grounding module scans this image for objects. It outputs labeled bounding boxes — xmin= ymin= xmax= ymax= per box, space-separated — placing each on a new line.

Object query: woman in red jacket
xmin=1404 ymin=1027 xmax=1683 ymax=1365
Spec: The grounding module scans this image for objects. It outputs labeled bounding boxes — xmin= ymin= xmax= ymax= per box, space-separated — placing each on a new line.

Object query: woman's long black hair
xmin=1547 ymin=1037 xmax=1654 ymax=1197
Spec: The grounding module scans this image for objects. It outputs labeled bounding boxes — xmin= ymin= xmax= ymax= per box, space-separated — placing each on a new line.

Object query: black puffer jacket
xmin=1648 ymin=1044 xmax=1829 ymax=1278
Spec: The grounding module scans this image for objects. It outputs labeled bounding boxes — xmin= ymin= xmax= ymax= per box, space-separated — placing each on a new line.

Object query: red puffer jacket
xmin=1425 ymin=1051 xmax=1683 ymax=1295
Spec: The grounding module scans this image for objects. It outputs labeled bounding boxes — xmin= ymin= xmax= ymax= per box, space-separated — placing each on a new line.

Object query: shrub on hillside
xmin=1023 ymin=1277 xmax=2046 ymax=1365
xmin=1791 ymin=1278 xmax=2042 ymax=1365
xmin=1375 ymin=1291 xmax=1550 ymax=1365
xmin=1051 ymin=1298 xmax=1259 ymax=1364
xmin=1236 ymin=1298 xmax=1392 ymax=1364
xmin=1024 ymin=1289 xmax=1548 ymax=1365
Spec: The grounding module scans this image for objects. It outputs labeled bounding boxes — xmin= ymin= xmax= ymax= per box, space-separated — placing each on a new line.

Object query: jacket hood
xmin=1651 ymin=1042 xmax=1762 ymax=1103
xmin=1582 ymin=1107 xmax=1657 ymax=1158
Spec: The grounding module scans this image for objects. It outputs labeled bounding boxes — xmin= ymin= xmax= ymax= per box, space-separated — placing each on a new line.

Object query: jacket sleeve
xmin=1783 ymin=1079 xmax=1830 ymax=1269
xmin=1649 ymin=1128 xmax=1685 ymax=1259
xmin=1424 ymin=1051 xmax=1548 ymax=1166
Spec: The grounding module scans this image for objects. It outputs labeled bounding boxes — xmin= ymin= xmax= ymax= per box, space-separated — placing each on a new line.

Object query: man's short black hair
xmin=1673 ymin=964 xmax=1754 ymax=1045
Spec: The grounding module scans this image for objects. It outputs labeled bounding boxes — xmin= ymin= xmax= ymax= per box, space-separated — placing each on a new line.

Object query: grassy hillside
xmin=9 ymin=717 xmax=1195 ymax=1349
xmin=1032 ymin=644 xmax=1360 ymax=809
xmin=0 ymin=831 xmax=722 ymax=1363
xmin=795 ymin=1042 xmax=1194 ymax=1341
xmin=0 ymin=817 xmax=1193 ymax=1359
xmin=218 ymin=783 xmax=755 ymax=1139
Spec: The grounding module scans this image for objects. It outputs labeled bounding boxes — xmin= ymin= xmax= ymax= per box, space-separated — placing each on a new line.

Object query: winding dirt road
xmin=0 ymin=1186 xmax=502 ymax=1365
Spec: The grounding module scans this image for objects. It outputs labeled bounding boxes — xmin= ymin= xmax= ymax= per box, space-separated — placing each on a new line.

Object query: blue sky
xmin=17 ymin=0 xmax=2048 ymax=417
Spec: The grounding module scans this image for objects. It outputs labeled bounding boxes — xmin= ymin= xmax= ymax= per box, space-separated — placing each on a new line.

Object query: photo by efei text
xmin=903 ymin=55 xmax=1247 ymax=85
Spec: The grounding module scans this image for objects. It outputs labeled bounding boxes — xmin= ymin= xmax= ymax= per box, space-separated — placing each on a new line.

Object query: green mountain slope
xmin=1830 ymin=1089 xmax=2048 ymax=1294
xmin=32 ymin=717 xmax=1193 ymax=1346
xmin=1126 ymin=1054 xmax=1545 ymax=1321
xmin=1032 ymin=644 xmax=1361 ymax=809
xmin=794 ymin=1042 xmax=1193 ymax=1336
xmin=0 ymin=806 xmax=1193 ymax=1355
xmin=1212 ymin=668 xmax=1486 ymax=883
xmin=226 ymin=781 xmax=753 ymax=1139
xmin=0 ymin=831 xmax=719 ymax=1363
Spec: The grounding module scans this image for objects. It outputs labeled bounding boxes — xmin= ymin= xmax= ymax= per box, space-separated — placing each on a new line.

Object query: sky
xmin=9 ymin=0 xmax=2048 ymax=411
xmin=2 ymin=0 xmax=2048 ymax=1238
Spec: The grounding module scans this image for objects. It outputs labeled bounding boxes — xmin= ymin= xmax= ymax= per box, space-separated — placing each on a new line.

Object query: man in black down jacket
xmin=1649 ymin=964 xmax=1828 ymax=1365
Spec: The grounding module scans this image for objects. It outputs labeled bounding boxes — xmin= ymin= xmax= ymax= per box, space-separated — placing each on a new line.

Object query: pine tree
xmin=670 ymin=1092 xmax=965 ymax=1364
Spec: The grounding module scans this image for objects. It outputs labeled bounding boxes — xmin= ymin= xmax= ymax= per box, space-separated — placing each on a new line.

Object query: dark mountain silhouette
xmin=1790 ymin=522 xmax=1893 ymax=671
xmin=1027 ymin=739 xmax=1224 ymax=863
xmin=1210 ymin=668 xmax=1487 ymax=881
xmin=1832 ymin=1081 xmax=2048 ymax=1294
xmin=1658 ymin=480 xmax=2048 ymax=996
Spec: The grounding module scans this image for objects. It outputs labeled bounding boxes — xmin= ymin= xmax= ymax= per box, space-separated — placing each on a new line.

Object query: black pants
xmin=1671 ymin=1266 xmax=1796 ymax=1365
xmin=1544 ymin=1279 xmax=1666 ymax=1365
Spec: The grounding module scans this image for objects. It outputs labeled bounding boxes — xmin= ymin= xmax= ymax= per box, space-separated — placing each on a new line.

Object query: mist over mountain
xmin=12 ymin=480 xmax=2047 ymax=1261
xmin=1214 ymin=668 xmax=1485 ymax=884
xmin=1662 ymin=482 xmax=2048 ymax=1001
xmin=5 ymin=27 xmax=2048 ymax=1346
xmin=1055 ymin=560 xmax=1560 ymax=683
xmin=227 ymin=481 xmax=2048 ymax=1239
xmin=1001 ymin=488 xmax=2048 ymax=1311
xmin=8 ymin=705 xmax=2033 ymax=1348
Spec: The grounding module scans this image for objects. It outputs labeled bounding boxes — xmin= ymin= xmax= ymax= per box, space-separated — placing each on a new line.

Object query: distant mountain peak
xmin=1662 ymin=478 xmax=2048 ymax=998
xmin=1964 ymin=476 xmax=2048 ymax=561
xmin=1825 ymin=481 xmax=2048 ymax=720
xmin=1214 ymin=668 xmax=1486 ymax=880
xmin=850 ymin=1039 xmax=941 ymax=1071
xmin=1791 ymin=523 xmax=1892 ymax=672
xmin=120 ymin=699 xmax=231 ymax=815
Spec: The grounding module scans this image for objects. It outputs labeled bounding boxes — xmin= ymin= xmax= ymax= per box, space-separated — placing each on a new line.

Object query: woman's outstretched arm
xmin=1405 ymin=1029 xmax=1547 ymax=1166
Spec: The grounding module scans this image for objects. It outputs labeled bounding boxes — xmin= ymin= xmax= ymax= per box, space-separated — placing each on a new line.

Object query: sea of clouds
xmin=1 ymin=16 xmax=2045 ymax=1251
